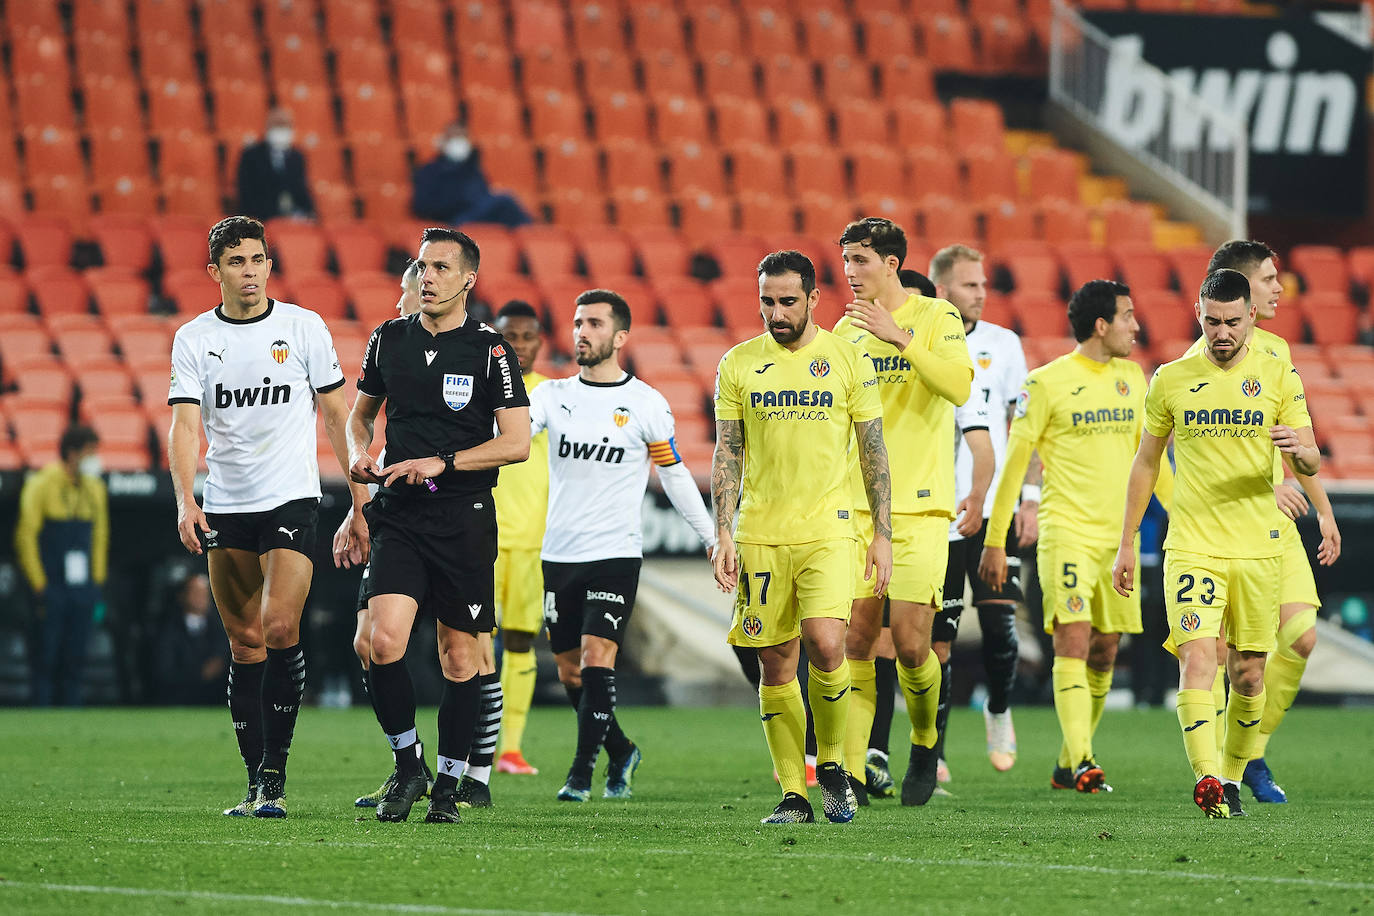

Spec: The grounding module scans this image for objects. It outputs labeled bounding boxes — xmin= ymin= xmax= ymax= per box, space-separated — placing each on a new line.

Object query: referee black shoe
xmin=455 ymin=775 xmax=492 ymax=808
xmin=900 ymin=743 xmax=939 ymax=806
xmin=376 ymin=771 xmax=428 ymax=822
xmin=816 ymin=762 xmax=857 ymax=823
xmin=761 ymin=792 xmax=815 ymax=824
xmin=1223 ymin=782 xmax=1246 ymax=817
xmin=423 ymin=787 xmax=463 ymax=824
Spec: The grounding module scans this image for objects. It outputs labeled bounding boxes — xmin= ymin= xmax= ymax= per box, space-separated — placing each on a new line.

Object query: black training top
xmin=358 ymin=313 xmax=528 ymax=498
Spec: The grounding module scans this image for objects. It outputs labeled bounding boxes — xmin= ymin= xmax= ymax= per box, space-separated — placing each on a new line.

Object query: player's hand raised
xmin=1317 ymin=511 xmax=1342 ymax=566
xmin=1274 ymin=483 xmax=1308 ymax=522
xmin=978 ymin=545 xmax=1008 ymax=592
xmin=1111 ymin=543 xmax=1135 ymax=597
xmin=865 ymin=534 xmax=892 ymax=597
xmin=176 ymin=500 xmax=212 ymax=555
xmin=712 ymin=530 xmax=738 ymax=592
xmin=844 ymin=299 xmax=908 ymax=351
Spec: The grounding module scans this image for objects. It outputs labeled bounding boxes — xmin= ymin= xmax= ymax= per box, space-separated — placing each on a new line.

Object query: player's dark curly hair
xmin=497 ymin=300 xmax=539 ymax=321
xmin=1207 ymin=240 xmax=1275 ymax=277
xmin=576 ymin=288 xmax=631 ymax=331
xmin=1199 ymin=268 xmax=1251 ymax=306
xmin=898 ymin=269 xmax=937 ymax=298
xmin=208 ymin=216 xmax=268 ymax=266
xmin=420 ymin=227 xmax=481 ymax=272
xmin=1067 ymin=279 xmax=1131 ymax=342
xmin=757 ymin=250 xmax=816 ymax=296
xmin=838 ymin=217 xmax=906 ymax=268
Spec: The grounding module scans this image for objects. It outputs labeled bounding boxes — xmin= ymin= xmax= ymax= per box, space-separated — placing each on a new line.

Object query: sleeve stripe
xmin=315 ymin=377 xmax=346 ymax=394
xmin=648 ymin=438 xmax=681 ymax=466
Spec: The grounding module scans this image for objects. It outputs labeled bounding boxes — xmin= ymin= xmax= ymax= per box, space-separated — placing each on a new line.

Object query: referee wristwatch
xmin=438 ymin=451 xmax=455 ymax=473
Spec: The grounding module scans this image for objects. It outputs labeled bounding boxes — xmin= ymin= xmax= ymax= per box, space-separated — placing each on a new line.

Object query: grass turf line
xmin=1 ymin=705 xmax=1371 ymax=914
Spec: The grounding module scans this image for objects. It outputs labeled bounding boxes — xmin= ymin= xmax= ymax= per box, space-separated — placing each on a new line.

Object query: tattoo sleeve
xmin=855 ymin=417 xmax=892 ymax=539
xmin=711 ymin=419 xmax=745 ymax=532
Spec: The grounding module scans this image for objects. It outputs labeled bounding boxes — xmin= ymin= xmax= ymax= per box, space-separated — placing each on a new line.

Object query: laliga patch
xmin=1180 ymin=611 xmax=1202 ymax=633
xmin=1014 ymin=389 xmax=1029 ymax=418
xmin=742 ymin=615 xmax=763 ymax=638
xmin=443 ymin=373 xmax=473 ymax=411
xmin=271 ymin=339 xmax=290 ymax=364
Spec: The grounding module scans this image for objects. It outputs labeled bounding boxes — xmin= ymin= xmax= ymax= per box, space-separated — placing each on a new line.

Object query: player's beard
xmin=1209 ymin=339 xmax=1240 ymax=363
xmin=575 ymin=338 xmax=615 ymax=366
xmin=768 ymin=317 xmax=807 ymax=345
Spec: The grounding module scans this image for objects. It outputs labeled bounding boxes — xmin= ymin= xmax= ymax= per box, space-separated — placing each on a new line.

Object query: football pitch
xmin=2 ymin=704 xmax=1372 ymax=915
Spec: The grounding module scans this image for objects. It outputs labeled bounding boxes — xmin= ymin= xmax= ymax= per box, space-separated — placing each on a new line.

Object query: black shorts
xmin=204 ymin=497 xmax=319 ymax=558
xmin=934 ymin=520 xmax=1023 ymax=643
xmin=542 ymin=557 xmax=642 ymax=655
xmin=356 ymin=563 xmax=372 ymax=613
xmin=362 ymin=492 xmax=497 ymax=633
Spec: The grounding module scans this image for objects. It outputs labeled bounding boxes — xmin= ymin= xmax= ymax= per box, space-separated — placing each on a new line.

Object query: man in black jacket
xmin=411 ymin=123 xmax=530 ymax=227
xmin=236 ymin=108 xmax=315 ymax=221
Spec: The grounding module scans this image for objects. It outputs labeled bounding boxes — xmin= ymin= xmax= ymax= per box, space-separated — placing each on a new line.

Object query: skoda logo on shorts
xmin=1066 ymin=595 xmax=1085 ymax=614
xmin=1180 ymin=611 xmax=1202 ymax=632
xmin=742 ymin=615 xmax=763 ymax=638
xmin=443 ymin=373 xmax=473 ymax=411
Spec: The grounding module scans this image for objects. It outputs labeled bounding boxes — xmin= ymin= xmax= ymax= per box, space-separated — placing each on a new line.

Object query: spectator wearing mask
xmin=236 ymin=108 xmax=316 ymax=221
xmin=150 ymin=573 xmax=231 ymax=706
xmin=14 ymin=425 xmax=109 ymax=707
xmin=411 ymin=123 xmax=531 ymax=228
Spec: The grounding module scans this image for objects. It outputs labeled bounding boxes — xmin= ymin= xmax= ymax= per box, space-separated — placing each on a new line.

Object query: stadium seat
xmin=16 ymin=217 xmax=76 ymax=271
xmin=949 ymin=99 xmax=1005 ymax=155
xmin=9 ymin=405 xmax=69 ymax=464
xmin=511 ymin=2 xmax=566 ymax=53
xmin=578 ymin=47 xmax=636 ymax=96
xmin=274 ymin=80 xmax=337 ymax=139
xmin=1010 ymin=291 xmax=1071 ymax=337
xmin=859 ymin=10 xmax=918 ymax=58
xmin=983 ymin=203 xmax=1037 ymax=252
xmin=145 ymin=78 xmax=208 ymax=137
xmin=728 ymin=143 xmax=786 ymax=198
xmin=590 ymin=92 xmax=652 ymax=144
xmin=1059 ymin=243 xmax=1116 ymax=290
xmin=801 ymin=9 xmax=859 ymax=60
xmin=688 ymin=5 xmax=745 ymax=56
xmin=850 ymin=146 xmax=902 ymax=199
xmin=654 ymin=95 xmax=712 ymax=146
xmin=1113 ymin=242 xmax=1173 ymax=292
xmin=1304 ymin=298 xmax=1360 ymax=346
xmin=1164 ymin=245 xmax=1215 ymax=294
xmin=452 ymin=0 xmax=509 ymax=47
xmin=629 ymin=4 xmax=687 ymax=55
xmin=759 ymin=54 xmax=816 ymax=102
xmin=29 ymin=268 xmax=92 ymax=318
xmin=12 ymin=360 xmax=75 ymax=409
xmin=569 ymin=0 xmax=625 ymax=52
xmin=1103 ymin=202 xmax=1155 ymax=247
xmin=641 ymin=50 xmax=697 ymax=98
xmin=76 ymin=367 xmax=138 ymax=411
xmin=286 ymin=274 xmax=347 ymax=321
xmin=917 ymin=13 xmax=978 ymax=73
xmin=323 ymin=0 xmax=383 ymax=46
xmin=665 ymin=143 xmax=727 ymax=196
xmin=1134 ymin=290 xmax=1191 ymax=341
xmin=112 ymin=323 xmax=170 ymax=371
xmin=515 ymin=225 xmax=581 ymax=284
xmin=916 ymin=196 xmax=979 ymax=249
xmin=575 ymin=225 xmax=636 ymax=278
xmin=81 ymin=77 xmax=143 ymax=134
xmin=655 ymin=279 xmax=721 ymax=328
xmin=1002 ymin=252 xmax=1062 ymax=295
xmin=1289 ymin=245 xmax=1350 ymax=297
xmin=786 ymin=145 xmax=846 ymax=200
xmin=632 ymin=230 xmax=693 ymax=280
xmin=340 ymin=82 xmax=402 ymax=140
xmin=1026 ymin=148 xmax=1082 ymax=204
xmin=703 ymin=234 xmax=770 ymax=285
xmin=712 ymin=98 xmax=771 ymax=149
xmin=602 ymin=138 xmax=664 ymax=193
xmin=541 ymin=138 xmax=603 ymax=196
xmin=736 ymin=193 xmax=795 ymax=237
xmin=22 ymin=128 xmax=85 ymax=185
xmin=528 ymin=89 xmax=587 ymax=143
xmin=700 ymin=52 xmax=756 ymax=104
xmin=15 ymin=71 xmax=76 ymax=136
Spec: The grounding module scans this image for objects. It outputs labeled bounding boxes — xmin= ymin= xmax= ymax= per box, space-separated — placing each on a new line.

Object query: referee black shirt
xmin=358 ymin=313 xmax=528 ymax=499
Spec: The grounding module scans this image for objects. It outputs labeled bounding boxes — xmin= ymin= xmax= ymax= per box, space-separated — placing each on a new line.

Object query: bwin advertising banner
xmin=1084 ymin=11 xmax=1370 ymax=217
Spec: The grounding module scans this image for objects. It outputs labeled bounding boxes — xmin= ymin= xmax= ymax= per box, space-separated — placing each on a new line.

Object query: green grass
xmin=1 ymin=704 xmax=1371 ymax=915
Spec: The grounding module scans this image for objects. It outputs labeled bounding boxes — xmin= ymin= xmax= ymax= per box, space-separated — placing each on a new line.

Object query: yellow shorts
xmin=1038 ymin=539 xmax=1142 ymax=635
xmin=494 ymin=546 xmax=545 ymax=634
xmin=1279 ymin=523 xmax=1320 ymax=609
xmin=1164 ymin=550 xmax=1280 ymax=654
xmin=852 ymin=511 xmax=947 ymax=605
xmin=728 ymin=539 xmax=854 ymax=648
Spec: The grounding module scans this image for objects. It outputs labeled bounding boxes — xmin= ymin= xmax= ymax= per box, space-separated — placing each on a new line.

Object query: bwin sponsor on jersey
xmin=1071 ymin=407 xmax=1135 ymax=426
xmin=748 ymin=389 xmax=834 ymax=408
xmin=1183 ymin=408 xmax=1265 ymax=426
xmin=587 ymin=590 xmax=625 ymax=604
xmin=558 ymin=434 xmax=625 ymax=464
xmin=215 ymin=377 xmax=290 ymax=408
xmin=1101 ymin=32 xmax=1358 ymax=156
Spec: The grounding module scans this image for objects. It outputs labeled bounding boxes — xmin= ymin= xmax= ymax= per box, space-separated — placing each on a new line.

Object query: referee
xmin=347 ymin=228 xmax=530 ymax=824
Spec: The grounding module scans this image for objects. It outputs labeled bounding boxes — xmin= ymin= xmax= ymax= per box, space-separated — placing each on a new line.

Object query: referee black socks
xmin=227 ymin=659 xmax=265 ymax=785
xmin=369 ymin=658 xmax=422 ymax=776
xmin=435 ymin=674 xmax=480 ymax=792
xmin=261 ymin=644 xmax=305 ymax=774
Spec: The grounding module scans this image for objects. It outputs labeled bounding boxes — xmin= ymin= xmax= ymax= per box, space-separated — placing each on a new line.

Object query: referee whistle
xmin=423 ymin=478 xmax=439 ymax=493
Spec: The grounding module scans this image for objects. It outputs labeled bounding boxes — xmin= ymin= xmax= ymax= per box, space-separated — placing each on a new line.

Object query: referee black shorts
xmin=933 ymin=520 xmax=1023 ymax=644
xmin=542 ymin=558 xmax=642 ymax=655
xmin=363 ymin=492 xmax=497 ymax=634
xmin=204 ymin=497 xmax=319 ymax=559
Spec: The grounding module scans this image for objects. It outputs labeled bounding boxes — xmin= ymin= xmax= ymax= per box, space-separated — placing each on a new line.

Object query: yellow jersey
xmin=833 ymin=294 xmax=972 ymax=518
xmin=998 ymin=351 xmax=1147 ymax=548
xmin=493 ymin=371 xmax=550 ymax=551
xmin=1144 ymin=347 xmax=1310 ymax=558
xmin=1184 ymin=325 xmax=1292 ymax=485
xmin=715 ymin=328 xmax=881 ymax=546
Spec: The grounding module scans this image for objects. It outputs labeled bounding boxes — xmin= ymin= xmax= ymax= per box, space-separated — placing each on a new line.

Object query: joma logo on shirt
xmin=749 ymin=390 xmax=834 ymax=408
xmin=557 ymin=434 xmax=625 ymax=464
xmin=1071 ymin=407 xmax=1135 ymax=426
xmin=1183 ymin=408 xmax=1265 ymax=426
xmin=214 ymin=378 xmax=290 ymax=408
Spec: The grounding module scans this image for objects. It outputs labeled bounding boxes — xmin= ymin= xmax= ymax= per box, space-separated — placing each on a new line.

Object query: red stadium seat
xmin=1002 ymin=252 xmax=1062 ymax=295
xmin=340 ymin=82 xmax=402 ymax=139
xmin=1058 ymin=243 xmax=1116 ymax=290
xmin=796 ymin=192 xmax=854 ymax=238
xmin=288 ymin=274 xmax=349 ymax=321
xmin=92 ymin=273 xmax=153 ymax=319
xmin=963 ymin=149 xmax=1019 ymax=207
xmin=521 ymin=46 xmax=579 ymax=96
xmin=729 ymin=143 xmax=787 ymax=198
xmin=802 ymin=9 xmax=859 ymax=59
xmin=633 ymin=229 xmax=693 ymax=279
xmin=689 ymin=5 xmax=745 ymax=56
xmin=542 ymin=138 xmax=602 ymax=195
xmin=876 ymin=55 xmax=936 ymax=100
xmin=759 ymin=54 xmax=816 ymax=102
xmin=892 ymin=98 xmax=949 ymax=150
xmin=145 ymin=77 xmax=208 ymax=137
xmin=1039 ymin=201 xmax=1093 ymax=246
xmin=654 ymin=278 xmax=721 ymax=328
xmin=983 ymin=203 xmax=1037 ymax=251
xmin=16 ymin=217 xmax=76 ymax=271
xmin=787 ymin=145 xmax=846 ymax=199
xmin=569 ymin=0 xmax=625 ymax=52
xmin=517 ymin=225 xmax=581 ymax=283
xmin=603 ymin=139 xmax=664 ymax=193
xmin=528 ymin=88 xmax=587 ymax=143
xmin=511 ymin=2 xmax=567 ymax=54
xmin=903 ymin=146 xmax=961 ymax=203
xmin=850 ymin=146 xmax=903 ymax=199
xmin=610 ymin=187 xmax=673 ymax=232
xmin=1027 ymin=148 xmax=1082 ymax=203
xmin=590 ymin=92 xmax=651 ymax=144
xmin=1114 ymin=242 xmax=1174 ymax=292
xmin=642 ymin=50 xmax=697 ymax=97
xmin=579 ymin=47 xmax=637 ymax=96
xmin=1103 ymin=202 xmax=1155 ymax=247
xmin=452 ymin=0 xmax=509 ymax=48
xmin=1164 ymin=245 xmax=1216 ymax=295
xmin=629 ymin=4 xmax=687 ymax=55
xmin=736 ymin=193 xmax=796 ymax=237
xmin=713 ymin=98 xmax=771 ymax=148
xmin=916 ymin=196 xmax=979 ymax=249
xmin=81 ymin=77 xmax=143 ymax=134
xmin=349 ymin=137 xmax=410 ymax=187
xmin=917 ymin=14 xmax=978 ymax=74
xmin=654 ymin=95 xmax=712 ymax=146
xmin=1288 ymin=245 xmax=1349 ymax=297
xmin=1303 ymin=297 xmax=1359 ymax=346
xmin=1135 ymin=289 xmax=1191 ymax=341
xmin=22 ymin=128 xmax=85 ymax=184
xmin=665 ymin=143 xmax=727 ymax=196
xmin=677 ymin=192 xmax=731 ymax=246
xmin=701 ymin=52 xmax=756 ymax=103
xmin=457 ymin=43 xmax=516 ymax=96
xmin=1009 ymin=291 xmax=1070 ymax=337
xmin=576 ymin=226 xmax=636 ymax=277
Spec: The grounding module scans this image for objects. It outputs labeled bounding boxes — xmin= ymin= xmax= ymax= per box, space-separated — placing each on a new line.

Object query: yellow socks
xmin=1255 ymin=650 xmax=1305 ymax=758
xmin=1086 ymin=665 xmax=1113 ymax=758
xmin=1211 ymin=664 xmax=1227 ymax=757
xmin=1177 ymin=687 xmax=1218 ymax=781
xmin=497 ymin=648 xmax=538 ymax=756
xmin=807 ymin=660 xmax=851 ymax=767
xmin=1221 ymin=688 xmax=1266 ymax=781
xmin=842 ymin=658 xmax=876 ymax=780
xmin=896 ymin=652 xmax=940 ymax=748
xmin=1052 ymin=657 xmax=1092 ymax=767
xmin=760 ymin=679 xmax=808 ymax=797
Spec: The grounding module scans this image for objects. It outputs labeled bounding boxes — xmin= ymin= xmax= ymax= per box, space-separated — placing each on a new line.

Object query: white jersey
xmin=951 ymin=320 xmax=1027 ymax=539
xmin=531 ymin=373 xmax=688 ymax=563
xmin=169 ymin=299 xmax=344 ymax=513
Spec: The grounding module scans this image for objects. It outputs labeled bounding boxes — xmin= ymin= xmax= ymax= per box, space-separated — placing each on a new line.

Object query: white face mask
xmin=78 ymin=455 xmax=102 ymax=477
xmin=443 ymin=138 xmax=472 ymax=161
xmin=266 ymin=127 xmax=294 ymax=151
